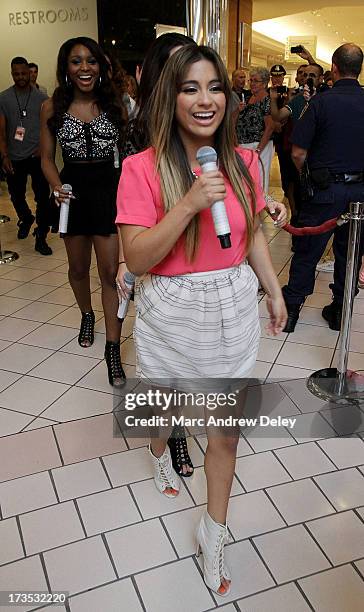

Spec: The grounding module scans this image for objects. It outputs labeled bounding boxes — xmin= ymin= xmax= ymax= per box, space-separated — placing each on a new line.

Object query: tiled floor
xmin=0 ymin=161 xmax=363 ymax=612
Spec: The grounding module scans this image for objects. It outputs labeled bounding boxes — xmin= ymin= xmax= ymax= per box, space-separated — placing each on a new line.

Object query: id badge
xmin=14 ymin=126 xmax=26 ymax=142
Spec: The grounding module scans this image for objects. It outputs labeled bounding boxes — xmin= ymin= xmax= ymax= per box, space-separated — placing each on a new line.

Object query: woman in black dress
xmin=41 ymin=37 xmax=127 ymax=387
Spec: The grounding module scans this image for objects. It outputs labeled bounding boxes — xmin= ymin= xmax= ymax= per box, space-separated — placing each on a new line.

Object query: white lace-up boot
xmin=196 ymin=510 xmax=231 ymax=596
xmin=149 ymin=444 xmax=180 ymax=497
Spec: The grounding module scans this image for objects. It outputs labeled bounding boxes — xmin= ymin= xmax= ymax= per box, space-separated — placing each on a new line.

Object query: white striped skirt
xmin=134 ymin=263 xmax=260 ymax=387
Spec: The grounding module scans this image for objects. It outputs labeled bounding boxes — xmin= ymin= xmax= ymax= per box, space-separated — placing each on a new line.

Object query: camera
xmin=276 ymin=85 xmax=289 ymax=94
xmin=291 ymin=45 xmax=304 ymax=54
xmin=307 ymin=77 xmax=315 ymax=95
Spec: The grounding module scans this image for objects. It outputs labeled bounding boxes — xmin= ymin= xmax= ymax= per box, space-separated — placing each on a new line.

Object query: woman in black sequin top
xmin=40 ymin=37 xmax=127 ymax=387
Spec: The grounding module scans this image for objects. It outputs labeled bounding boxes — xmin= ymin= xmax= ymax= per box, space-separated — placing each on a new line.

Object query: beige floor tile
xmin=106 ymin=518 xmax=176 ymax=578
xmin=299 ymin=564 xmax=364 ymax=612
xmin=355 ymin=557 xmax=364 ymax=577
xmin=307 ymin=510 xmax=364 ymax=565
xmin=349 ymin=331 xmax=364 ymax=353
xmin=0 ymin=517 xmax=24 ymax=565
xmin=162 ymin=505 xmax=205 ymax=557
xmin=120 ymin=337 xmax=136 ymax=366
xmin=0 ymin=427 xmax=62 ymax=482
xmin=31 ymin=270 xmax=69 ymax=287
xmin=44 ymin=536 xmax=116 ymax=595
xmin=253 ymin=524 xmax=330 ymax=583
xmin=0 ymin=295 xmax=32 ymax=316
xmin=320 ymin=404 xmax=364 ymax=436
xmin=69 ymin=578 xmax=142 ymax=612
xmin=0 ymin=278 xmax=22 ymax=294
xmin=275 ymin=442 xmax=336 ymax=479
xmin=135 ymin=558 xmax=214 ymax=612
xmin=6 ymin=283 xmax=54 ymax=300
xmin=38 ymin=287 xmax=76 ymax=306
xmin=102 ymin=446 xmax=153 ymax=487
xmin=298 ymin=306 xmax=329 ymax=327
xmin=351 ymin=313 xmax=364 ymax=333
xmin=248 ymin=360 xmax=271 ymax=382
xmin=2 ymin=267 xmax=44 ymax=282
xmin=314 ymin=468 xmax=364 ymax=510
xmin=0 ymin=471 xmax=57 ymax=517
xmin=20 ymin=324 xmax=78 ymax=350
xmin=11 ymin=301 xmax=68 ymax=323
xmin=228 ymin=490 xmax=285 ymax=539
xmin=0 ymin=369 xmax=22 ymax=392
xmin=280 ymin=378 xmax=330 ymax=413
xmin=59 ymin=332 xmax=107 ymax=360
xmin=0 ymin=339 xmax=12 ymax=352
xmin=52 ymin=458 xmax=110 ymax=501
xmin=0 ymin=343 xmax=53 ymax=375
xmin=317 ymin=437 xmax=364 ymax=469
xmin=235 ymin=451 xmax=291 ymax=491
xmin=0 ymin=317 xmax=42 ymax=342
xmin=332 ymin=349 xmax=364 ymax=371
xmin=289 ymin=412 xmax=336 ymax=443
xmin=42 ymin=386 xmax=115 ymax=422
xmin=257 ymin=338 xmax=284 ymax=363
xmin=276 ymin=343 xmax=333 ymax=371
xmin=0 ymin=408 xmax=34 ymax=436
xmin=0 ymin=376 xmax=69 ymax=416
xmin=130 ymin=478 xmax=194 ymax=520
xmin=20 ymin=501 xmax=85 ymax=555
xmin=77 ymin=486 xmax=140 ymax=536
xmin=0 ymin=555 xmax=48 ymax=598
xmin=48 ymin=306 xmax=87 ymax=328
xmin=23 ymin=417 xmax=58 ymax=431
xmin=54 ymin=413 xmax=127 ymax=464
xmin=286 ymin=322 xmax=339 ymax=348
xmin=267 ymin=478 xmax=335 ymax=525
xmin=185 ymin=465 xmax=243 ymax=505
xmin=76 ymin=359 xmax=135 ymax=394
xmin=242 ymin=424 xmax=296 ymax=453
xmin=237 ymin=583 xmax=312 ymax=612
xmin=29 ymin=351 xmax=99 ymax=384
xmin=268 ymin=364 xmax=313 ymax=382
xmin=244 ymin=383 xmax=300 ymax=419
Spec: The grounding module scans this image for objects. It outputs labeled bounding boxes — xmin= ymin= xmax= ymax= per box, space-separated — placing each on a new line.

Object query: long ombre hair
xmin=150 ymin=45 xmax=256 ymax=261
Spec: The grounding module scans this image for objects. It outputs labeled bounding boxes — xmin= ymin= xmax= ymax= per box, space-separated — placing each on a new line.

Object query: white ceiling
xmin=252 ymin=3 xmax=364 ymax=68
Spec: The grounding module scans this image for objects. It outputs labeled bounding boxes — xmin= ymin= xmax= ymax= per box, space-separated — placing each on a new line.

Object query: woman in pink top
xmin=117 ymin=45 xmax=287 ymax=597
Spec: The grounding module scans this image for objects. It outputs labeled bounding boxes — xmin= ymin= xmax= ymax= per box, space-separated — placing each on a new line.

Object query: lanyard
xmin=13 ymin=86 xmax=32 ymax=123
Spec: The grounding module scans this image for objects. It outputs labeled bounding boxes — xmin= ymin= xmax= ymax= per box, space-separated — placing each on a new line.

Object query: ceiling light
xmin=111 ymin=39 xmax=116 ymax=45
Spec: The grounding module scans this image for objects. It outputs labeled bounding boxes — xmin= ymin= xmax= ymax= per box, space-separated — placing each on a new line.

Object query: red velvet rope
xmin=280 ymin=217 xmax=338 ymax=236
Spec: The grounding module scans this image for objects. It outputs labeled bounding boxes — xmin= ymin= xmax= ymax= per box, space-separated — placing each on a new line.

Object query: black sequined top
xmin=57 ymin=112 xmax=119 ymax=162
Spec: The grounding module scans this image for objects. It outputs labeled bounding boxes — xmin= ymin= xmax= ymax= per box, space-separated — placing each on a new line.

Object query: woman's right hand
xmin=52 ymin=185 xmax=75 ymax=207
xmin=184 ymin=170 xmax=226 ymax=214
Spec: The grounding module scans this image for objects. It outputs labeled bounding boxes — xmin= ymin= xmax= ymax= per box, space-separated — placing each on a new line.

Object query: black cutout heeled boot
xmin=104 ymin=340 xmax=126 ymax=387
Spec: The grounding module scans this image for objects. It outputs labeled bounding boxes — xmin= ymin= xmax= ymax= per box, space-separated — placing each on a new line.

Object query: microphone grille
xmin=196 ymin=146 xmax=217 ymax=165
xmin=124 ymin=271 xmax=136 ymax=284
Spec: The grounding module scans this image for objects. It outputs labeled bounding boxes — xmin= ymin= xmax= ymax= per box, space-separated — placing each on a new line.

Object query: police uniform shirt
xmin=291 ymin=79 xmax=364 ymax=172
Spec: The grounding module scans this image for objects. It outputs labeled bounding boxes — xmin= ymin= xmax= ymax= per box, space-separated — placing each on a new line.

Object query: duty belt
xmin=330 ymin=172 xmax=364 ymax=183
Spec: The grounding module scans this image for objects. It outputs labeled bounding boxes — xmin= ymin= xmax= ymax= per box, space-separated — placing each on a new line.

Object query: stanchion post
xmin=336 ymin=201 xmax=363 ymax=394
xmin=307 ymin=201 xmax=364 ymax=403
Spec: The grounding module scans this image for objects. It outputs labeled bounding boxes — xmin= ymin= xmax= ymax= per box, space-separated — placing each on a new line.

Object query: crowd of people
xmin=0 ymin=32 xmax=363 ymax=597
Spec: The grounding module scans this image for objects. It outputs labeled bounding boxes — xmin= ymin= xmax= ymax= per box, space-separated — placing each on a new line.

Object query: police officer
xmin=282 ymin=43 xmax=364 ymax=332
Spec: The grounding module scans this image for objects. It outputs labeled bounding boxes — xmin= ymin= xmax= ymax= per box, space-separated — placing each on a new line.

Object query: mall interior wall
xmin=0 ymin=0 xmax=98 ymax=94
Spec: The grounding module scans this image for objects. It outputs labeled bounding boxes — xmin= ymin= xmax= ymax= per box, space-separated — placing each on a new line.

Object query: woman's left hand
xmin=266 ymin=200 xmax=287 ymax=227
xmin=265 ymin=295 xmax=287 ymax=336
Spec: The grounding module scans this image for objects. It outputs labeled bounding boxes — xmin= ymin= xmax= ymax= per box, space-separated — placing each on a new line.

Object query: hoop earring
xmin=65 ymin=74 xmax=72 ymax=88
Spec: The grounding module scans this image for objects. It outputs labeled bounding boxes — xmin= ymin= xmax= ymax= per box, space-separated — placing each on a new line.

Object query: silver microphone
xmin=59 ymin=183 xmax=72 ymax=235
xmin=196 ymin=146 xmax=231 ymax=248
xmin=117 ymin=271 xmax=135 ymax=320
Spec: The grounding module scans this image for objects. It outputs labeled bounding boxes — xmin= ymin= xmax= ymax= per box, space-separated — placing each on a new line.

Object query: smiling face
xmin=175 ymin=58 xmax=226 ymax=149
xmin=67 ymin=44 xmax=100 ymax=92
xmin=249 ymin=72 xmax=267 ymax=96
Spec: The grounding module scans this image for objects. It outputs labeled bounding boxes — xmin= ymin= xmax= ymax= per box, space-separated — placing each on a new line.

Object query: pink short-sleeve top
xmin=116 ymin=146 xmax=266 ymax=276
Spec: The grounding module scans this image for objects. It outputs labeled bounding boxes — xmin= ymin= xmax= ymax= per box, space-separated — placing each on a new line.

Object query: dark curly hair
xmin=48 ymin=37 xmax=126 ymax=144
